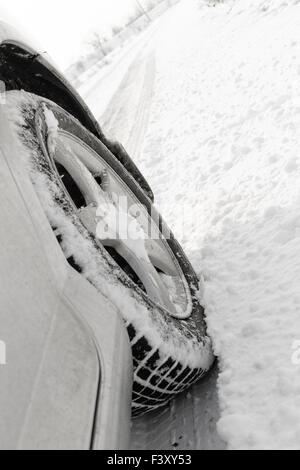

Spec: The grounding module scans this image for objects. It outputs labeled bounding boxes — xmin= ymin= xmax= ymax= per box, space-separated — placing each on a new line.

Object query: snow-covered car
xmin=0 ymin=20 xmax=214 ymax=449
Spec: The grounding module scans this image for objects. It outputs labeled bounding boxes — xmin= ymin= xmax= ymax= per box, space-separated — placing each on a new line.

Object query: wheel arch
xmin=0 ymin=41 xmax=102 ymax=136
xmin=0 ymin=39 xmax=154 ymax=201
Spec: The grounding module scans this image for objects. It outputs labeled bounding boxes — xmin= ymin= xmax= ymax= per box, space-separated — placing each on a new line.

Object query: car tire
xmin=5 ymin=90 xmax=214 ymax=416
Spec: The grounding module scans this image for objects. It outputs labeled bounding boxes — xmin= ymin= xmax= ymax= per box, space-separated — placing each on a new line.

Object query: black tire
xmin=7 ymin=90 xmax=214 ymax=416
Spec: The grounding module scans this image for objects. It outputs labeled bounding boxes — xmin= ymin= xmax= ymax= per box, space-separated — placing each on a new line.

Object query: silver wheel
xmin=46 ymin=129 xmax=192 ymax=320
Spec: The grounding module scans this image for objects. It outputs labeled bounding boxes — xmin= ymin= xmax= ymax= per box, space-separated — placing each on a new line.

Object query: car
xmin=0 ymin=19 xmax=214 ymax=449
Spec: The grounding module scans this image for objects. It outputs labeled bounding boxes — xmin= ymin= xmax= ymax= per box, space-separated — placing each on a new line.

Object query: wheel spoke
xmin=145 ymin=238 xmax=177 ymax=276
xmin=114 ymin=242 xmax=177 ymax=313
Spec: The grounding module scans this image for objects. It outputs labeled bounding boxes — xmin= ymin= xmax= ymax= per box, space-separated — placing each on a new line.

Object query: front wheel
xmin=5 ymin=90 xmax=214 ymax=416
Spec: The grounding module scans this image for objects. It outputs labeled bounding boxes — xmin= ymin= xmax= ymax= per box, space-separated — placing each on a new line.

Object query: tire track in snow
xmin=131 ymin=364 xmax=224 ymax=450
xmin=100 ymin=49 xmax=156 ymax=162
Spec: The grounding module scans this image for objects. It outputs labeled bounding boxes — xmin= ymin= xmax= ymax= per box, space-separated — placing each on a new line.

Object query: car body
xmin=0 ymin=19 xmax=134 ymax=450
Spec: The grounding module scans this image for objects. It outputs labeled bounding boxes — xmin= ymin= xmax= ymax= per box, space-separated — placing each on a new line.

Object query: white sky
xmin=0 ymin=0 xmax=138 ymax=69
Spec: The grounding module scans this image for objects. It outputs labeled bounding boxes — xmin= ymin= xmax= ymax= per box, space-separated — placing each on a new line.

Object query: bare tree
xmin=87 ymin=32 xmax=107 ymax=57
xmin=112 ymin=25 xmax=122 ymax=36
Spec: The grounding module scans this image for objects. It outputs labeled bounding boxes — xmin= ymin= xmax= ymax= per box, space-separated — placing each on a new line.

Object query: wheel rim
xmin=42 ymin=120 xmax=192 ymax=319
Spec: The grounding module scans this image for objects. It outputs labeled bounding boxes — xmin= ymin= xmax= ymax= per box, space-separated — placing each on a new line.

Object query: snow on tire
xmin=5 ymin=91 xmax=214 ymax=416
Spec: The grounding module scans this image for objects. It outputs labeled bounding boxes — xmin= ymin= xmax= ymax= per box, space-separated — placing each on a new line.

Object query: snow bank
xmin=136 ymin=0 xmax=300 ymax=449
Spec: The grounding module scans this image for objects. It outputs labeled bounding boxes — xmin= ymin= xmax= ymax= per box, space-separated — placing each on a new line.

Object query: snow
xmin=106 ymin=0 xmax=300 ymax=449
xmin=43 ymin=105 xmax=59 ymax=154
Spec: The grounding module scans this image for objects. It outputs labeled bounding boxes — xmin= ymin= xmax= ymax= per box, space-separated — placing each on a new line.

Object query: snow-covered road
xmin=82 ymin=0 xmax=300 ymax=450
xmin=101 ymin=49 xmax=156 ymax=162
